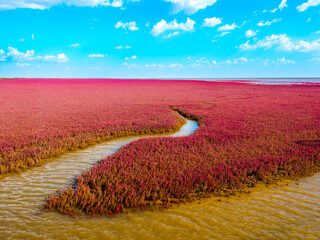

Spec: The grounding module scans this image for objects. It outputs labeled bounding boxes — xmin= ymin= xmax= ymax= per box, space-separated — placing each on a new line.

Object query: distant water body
xmin=161 ymin=78 xmax=320 ymax=84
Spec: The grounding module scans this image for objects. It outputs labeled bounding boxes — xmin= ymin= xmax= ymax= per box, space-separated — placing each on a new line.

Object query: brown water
xmin=0 ymin=117 xmax=320 ymax=239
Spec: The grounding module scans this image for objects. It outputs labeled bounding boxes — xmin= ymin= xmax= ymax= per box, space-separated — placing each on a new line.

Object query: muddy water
xmin=0 ymin=117 xmax=319 ymax=239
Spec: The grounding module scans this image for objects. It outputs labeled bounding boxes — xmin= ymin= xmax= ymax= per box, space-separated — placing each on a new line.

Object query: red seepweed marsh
xmin=0 ymin=78 xmax=320 ymax=238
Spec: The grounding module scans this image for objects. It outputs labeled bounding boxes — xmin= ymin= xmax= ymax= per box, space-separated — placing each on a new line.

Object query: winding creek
xmin=0 ymin=116 xmax=320 ymax=239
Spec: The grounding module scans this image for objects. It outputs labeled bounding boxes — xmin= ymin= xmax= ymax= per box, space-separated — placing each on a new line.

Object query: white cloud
xmin=145 ymin=22 xmax=150 ymax=27
xmin=1 ymin=47 xmax=68 ymax=62
xmin=297 ymin=0 xmax=320 ymax=11
xmin=37 ymin=53 xmax=69 ymax=62
xmin=206 ymin=57 xmax=249 ymax=65
xmin=0 ymin=2 xmax=45 ymax=10
xmin=123 ymin=62 xmax=182 ymax=69
xmin=163 ymin=31 xmax=180 ymax=38
xmin=88 ymin=54 xmax=105 ymax=58
xmin=0 ymin=49 xmax=7 ymax=61
xmin=145 ymin=63 xmax=182 ymax=69
xmin=218 ymin=32 xmax=230 ymax=37
xmin=245 ymin=30 xmax=257 ymax=38
xmin=190 ymin=63 xmax=201 ymax=68
xmin=0 ymin=49 xmax=6 ymax=61
xmin=278 ymin=0 xmax=288 ymax=10
xmin=277 ymin=57 xmax=295 ymax=64
xmin=271 ymin=0 xmax=287 ymax=12
xmin=218 ymin=23 xmax=238 ymax=31
xmin=31 ymin=34 xmax=34 ymax=40
xmin=125 ymin=55 xmax=137 ymax=60
xmin=294 ymin=40 xmax=320 ymax=52
xmin=70 ymin=0 xmax=123 ymax=7
xmin=17 ymin=62 xmax=30 ymax=67
xmin=192 ymin=57 xmax=249 ymax=66
xmin=164 ymin=0 xmax=217 ymax=14
xmin=308 ymin=57 xmax=320 ymax=62
xmin=19 ymin=38 xmax=25 ymax=42
xmin=233 ymin=57 xmax=248 ymax=64
xmin=70 ymin=43 xmax=80 ymax=47
xmin=254 ymin=58 xmax=296 ymax=65
xmin=202 ymin=17 xmax=222 ymax=27
xmin=239 ymin=57 xmax=248 ymax=62
xmin=240 ymin=35 xmax=292 ymax=50
xmin=122 ymin=62 xmax=139 ymax=68
xmin=115 ymin=45 xmax=131 ymax=49
xmin=7 ymin=47 xmax=35 ymax=61
xmin=221 ymin=57 xmax=248 ymax=64
xmin=192 ymin=57 xmax=299 ymax=67
xmin=239 ymin=41 xmax=254 ymax=50
xmin=0 ymin=0 xmax=136 ymax=10
xmin=257 ymin=19 xmax=281 ymax=27
xmin=151 ymin=18 xmax=195 ymax=36
xmin=196 ymin=57 xmax=209 ymax=63
xmin=115 ymin=21 xmax=139 ymax=31
xmin=261 ymin=59 xmax=270 ymax=66
xmin=239 ymin=34 xmax=320 ymax=52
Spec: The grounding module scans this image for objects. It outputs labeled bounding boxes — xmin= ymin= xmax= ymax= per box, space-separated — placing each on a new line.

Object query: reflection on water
xmin=0 ymin=117 xmax=319 ymax=239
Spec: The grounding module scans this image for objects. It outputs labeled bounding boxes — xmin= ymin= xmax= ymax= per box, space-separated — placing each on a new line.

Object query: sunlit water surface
xmin=0 ymin=117 xmax=320 ymax=239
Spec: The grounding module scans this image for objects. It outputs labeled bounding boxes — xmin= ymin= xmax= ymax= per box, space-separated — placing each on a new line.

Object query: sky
xmin=0 ymin=0 xmax=320 ymax=78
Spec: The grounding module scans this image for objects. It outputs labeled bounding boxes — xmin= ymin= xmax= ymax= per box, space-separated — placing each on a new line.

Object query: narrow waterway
xmin=0 ymin=116 xmax=319 ymax=239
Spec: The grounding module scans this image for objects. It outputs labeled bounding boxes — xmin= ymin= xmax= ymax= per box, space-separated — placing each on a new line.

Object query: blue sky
xmin=0 ymin=0 xmax=320 ymax=78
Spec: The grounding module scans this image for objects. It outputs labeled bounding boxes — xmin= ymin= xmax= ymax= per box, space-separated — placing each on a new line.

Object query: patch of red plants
xmin=1 ymin=79 xmax=320 ymax=216
xmin=0 ymin=79 xmax=186 ymax=175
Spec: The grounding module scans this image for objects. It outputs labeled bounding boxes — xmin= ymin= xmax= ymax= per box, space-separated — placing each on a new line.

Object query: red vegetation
xmin=1 ymin=79 xmax=320 ymax=216
xmin=0 ymin=79 xmax=185 ymax=175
